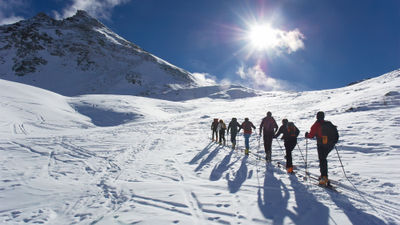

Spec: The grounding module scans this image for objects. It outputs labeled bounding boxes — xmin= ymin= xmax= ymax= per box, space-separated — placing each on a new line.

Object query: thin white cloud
xmin=0 ymin=0 xmax=25 ymax=25
xmin=192 ymin=72 xmax=217 ymax=86
xmin=277 ymin=28 xmax=305 ymax=54
xmin=0 ymin=15 xmax=24 ymax=25
xmin=55 ymin=0 xmax=131 ymax=20
xmin=247 ymin=24 xmax=305 ymax=55
xmin=236 ymin=64 xmax=295 ymax=91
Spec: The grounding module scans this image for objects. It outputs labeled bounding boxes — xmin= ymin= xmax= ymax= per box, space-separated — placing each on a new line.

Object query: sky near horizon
xmin=1 ymin=0 xmax=399 ymax=91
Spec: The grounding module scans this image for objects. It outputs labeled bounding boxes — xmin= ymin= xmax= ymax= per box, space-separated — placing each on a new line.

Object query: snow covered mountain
xmin=0 ymin=68 xmax=399 ymax=224
xmin=0 ymin=11 xmax=256 ymax=100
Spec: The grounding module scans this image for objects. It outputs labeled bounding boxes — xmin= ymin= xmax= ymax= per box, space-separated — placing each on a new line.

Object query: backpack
xmin=242 ymin=121 xmax=252 ymax=132
xmin=320 ymin=121 xmax=339 ymax=145
xmin=221 ymin=123 xmax=226 ymax=130
xmin=286 ymin=122 xmax=297 ymax=137
xmin=262 ymin=117 xmax=276 ymax=132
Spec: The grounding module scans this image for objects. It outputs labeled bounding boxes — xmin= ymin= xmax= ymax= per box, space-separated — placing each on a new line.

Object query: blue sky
xmin=1 ymin=0 xmax=399 ymax=91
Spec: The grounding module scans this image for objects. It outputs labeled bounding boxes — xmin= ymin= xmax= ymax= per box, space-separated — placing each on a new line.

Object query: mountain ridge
xmin=0 ymin=10 xmax=257 ymax=100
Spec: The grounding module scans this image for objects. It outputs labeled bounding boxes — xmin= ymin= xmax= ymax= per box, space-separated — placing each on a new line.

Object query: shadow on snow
xmin=226 ymin=156 xmax=251 ymax=193
xmin=73 ymin=105 xmax=139 ymax=127
xmin=257 ymin=164 xmax=330 ymax=225
xmin=210 ymin=149 xmax=240 ymax=181
xmin=326 ymin=188 xmax=387 ymax=225
xmin=193 ymin=143 xmax=222 ymax=172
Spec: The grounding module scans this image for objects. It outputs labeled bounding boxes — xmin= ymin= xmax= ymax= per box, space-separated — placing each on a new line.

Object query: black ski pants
xmin=230 ymin=132 xmax=237 ymax=145
xmin=219 ymin=130 xmax=225 ymax=144
xmin=317 ymin=144 xmax=334 ymax=177
xmin=284 ymin=141 xmax=296 ymax=168
xmin=263 ymin=131 xmax=274 ymax=160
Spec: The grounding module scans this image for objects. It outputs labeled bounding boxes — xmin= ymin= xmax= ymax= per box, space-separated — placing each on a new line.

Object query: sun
xmin=247 ymin=23 xmax=279 ymax=51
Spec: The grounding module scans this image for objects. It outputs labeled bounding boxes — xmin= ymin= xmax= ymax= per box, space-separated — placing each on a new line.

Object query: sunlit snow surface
xmin=0 ymin=70 xmax=399 ymax=224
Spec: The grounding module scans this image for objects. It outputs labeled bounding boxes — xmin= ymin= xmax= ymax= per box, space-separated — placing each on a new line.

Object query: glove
xmin=305 ymin=132 xmax=309 ymax=138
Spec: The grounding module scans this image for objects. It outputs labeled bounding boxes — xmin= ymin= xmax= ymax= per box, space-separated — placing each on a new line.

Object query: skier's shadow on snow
xmin=210 ymin=149 xmax=240 ymax=181
xmin=226 ymin=155 xmax=250 ymax=193
xmin=288 ymin=175 xmax=330 ymax=225
xmin=189 ymin=142 xmax=215 ymax=165
xmin=325 ymin=186 xmax=386 ymax=225
xmin=193 ymin=143 xmax=222 ymax=172
xmin=257 ymin=163 xmax=290 ymax=224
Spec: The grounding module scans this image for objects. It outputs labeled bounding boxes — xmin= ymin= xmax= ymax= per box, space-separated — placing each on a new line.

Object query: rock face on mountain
xmin=1 ymin=10 xmax=256 ymax=100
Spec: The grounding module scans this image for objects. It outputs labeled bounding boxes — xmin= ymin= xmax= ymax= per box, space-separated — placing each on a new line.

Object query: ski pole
xmin=276 ymin=138 xmax=285 ymax=159
xmin=305 ymin=138 xmax=309 ymax=178
xmin=236 ymin=133 xmax=240 ymax=150
xmin=334 ymin=145 xmax=381 ymax=215
xmin=335 ymin=146 xmax=348 ymax=179
xmin=296 ymin=144 xmax=306 ymax=165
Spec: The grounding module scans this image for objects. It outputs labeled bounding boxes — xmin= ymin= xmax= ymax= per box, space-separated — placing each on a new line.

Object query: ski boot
xmin=319 ymin=176 xmax=329 ymax=186
xmin=245 ymin=149 xmax=249 ymax=155
xmin=287 ymin=167 xmax=294 ymax=174
xmin=232 ymin=144 xmax=236 ymax=149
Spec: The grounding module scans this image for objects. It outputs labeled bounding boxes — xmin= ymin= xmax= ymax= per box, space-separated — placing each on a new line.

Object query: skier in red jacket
xmin=305 ymin=111 xmax=337 ymax=186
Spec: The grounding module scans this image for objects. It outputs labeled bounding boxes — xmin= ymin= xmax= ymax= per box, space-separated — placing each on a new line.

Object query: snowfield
xmin=0 ymin=69 xmax=399 ymax=225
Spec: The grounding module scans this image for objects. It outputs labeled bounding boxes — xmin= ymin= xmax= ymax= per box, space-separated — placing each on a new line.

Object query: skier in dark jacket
xmin=274 ymin=119 xmax=300 ymax=173
xmin=227 ymin=118 xmax=241 ymax=149
xmin=305 ymin=111 xmax=337 ymax=186
xmin=211 ymin=118 xmax=219 ymax=142
xmin=259 ymin=112 xmax=278 ymax=161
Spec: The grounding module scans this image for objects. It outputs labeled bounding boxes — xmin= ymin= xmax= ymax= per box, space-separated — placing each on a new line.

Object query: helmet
xmin=267 ymin=111 xmax=272 ymax=117
xmin=282 ymin=119 xmax=288 ymax=125
xmin=245 ymin=117 xmax=249 ymax=121
xmin=317 ymin=111 xmax=325 ymax=121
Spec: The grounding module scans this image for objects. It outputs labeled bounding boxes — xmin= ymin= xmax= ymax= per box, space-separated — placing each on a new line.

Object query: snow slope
xmin=0 ymin=69 xmax=399 ymax=224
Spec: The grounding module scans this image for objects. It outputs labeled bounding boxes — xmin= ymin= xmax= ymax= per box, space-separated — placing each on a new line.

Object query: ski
xmin=317 ymin=183 xmax=339 ymax=192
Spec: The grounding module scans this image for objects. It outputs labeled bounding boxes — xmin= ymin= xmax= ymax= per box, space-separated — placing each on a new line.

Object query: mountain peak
xmin=75 ymin=10 xmax=91 ymax=18
xmin=63 ymin=10 xmax=105 ymax=28
xmin=33 ymin=12 xmax=54 ymax=22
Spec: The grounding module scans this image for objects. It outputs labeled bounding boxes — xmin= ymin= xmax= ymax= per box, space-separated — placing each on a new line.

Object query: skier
xmin=259 ymin=112 xmax=278 ymax=161
xmin=227 ymin=118 xmax=241 ymax=149
xmin=305 ymin=111 xmax=339 ymax=186
xmin=239 ymin=118 xmax=256 ymax=155
xmin=217 ymin=119 xmax=227 ymax=145
xmin=274 ymin=119 xmax=300 ymax=173
xmin=211 ymin=118 xmax=219 ymax=142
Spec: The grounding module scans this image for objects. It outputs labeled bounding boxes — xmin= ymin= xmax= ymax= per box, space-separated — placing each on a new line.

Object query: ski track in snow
xmin=1 ymin=70 xmax=400 ymax=224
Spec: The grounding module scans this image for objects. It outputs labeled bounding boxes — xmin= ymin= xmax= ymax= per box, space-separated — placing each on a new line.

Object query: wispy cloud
xmin=276 ymin=28 xmax=305 ymax=54
xmin=247 ymin=24 xmax=305 ymax=55
xmin=54 ymin=0 xmax=131 ymax=20
xmin=236 ymin=64 xmax=295 ymax=91
xmin=192 ymin=72 xmax=217 ymax=86
xmin=0 ymin=0 xmax=25 ymax=25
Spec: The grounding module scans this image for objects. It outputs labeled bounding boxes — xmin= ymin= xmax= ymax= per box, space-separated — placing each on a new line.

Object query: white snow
xmin=0 ymin=69 xmax=399 ymax=225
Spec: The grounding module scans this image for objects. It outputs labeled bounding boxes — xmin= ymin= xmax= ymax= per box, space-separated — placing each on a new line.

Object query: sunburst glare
xmin=247 ymin=23 xmax=279 ymax=51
